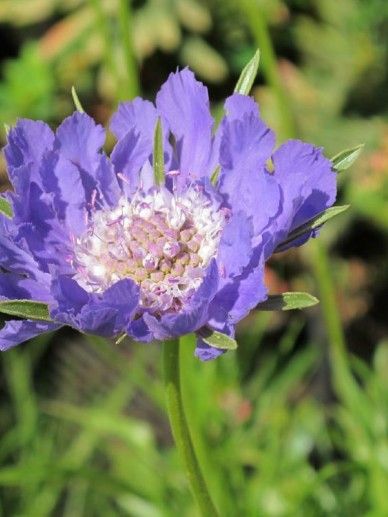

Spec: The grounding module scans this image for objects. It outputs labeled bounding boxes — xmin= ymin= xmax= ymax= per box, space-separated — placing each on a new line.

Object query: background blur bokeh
xmin=0 ymin=1 xmax=387 ymax=515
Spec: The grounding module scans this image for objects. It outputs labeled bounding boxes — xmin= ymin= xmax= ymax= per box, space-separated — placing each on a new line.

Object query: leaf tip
xmin=71 ymin=86 xmax=85 ymax=114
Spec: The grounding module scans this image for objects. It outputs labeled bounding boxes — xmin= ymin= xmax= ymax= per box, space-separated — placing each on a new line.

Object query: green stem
xmin=163 ymin=339 xmax=219 ymax=516
xmin=118 ymin=0 xmax=139 ymax=99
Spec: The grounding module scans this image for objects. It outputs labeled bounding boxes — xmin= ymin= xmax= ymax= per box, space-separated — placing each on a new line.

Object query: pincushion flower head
xmin=0 ymin=67 xmax=338 ymax=360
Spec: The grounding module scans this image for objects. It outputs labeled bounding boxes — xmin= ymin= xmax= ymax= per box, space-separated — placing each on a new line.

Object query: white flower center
xmin=72 ymin=185 xmax=226 ymax=314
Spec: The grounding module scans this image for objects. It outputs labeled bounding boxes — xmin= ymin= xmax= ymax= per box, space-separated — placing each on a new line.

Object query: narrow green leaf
xmin=0 ymin=300 xmax=51 ymax=321
xmin=71 ymin=86 xmax=85 ymax=114
xmin=4 ymin=124 xmax=10 ymax=137
xmin=257 ymin=292 xmax=319 ymax=311
xmin=234 ymin=49 xmax=261 ymax=95
xmin=198 ymin=328 xmax=238 ymax=350
xmin=0 ymin=198 xmax=13 ymax=218
xmin=275 ymin=205 xmax=349 ymax=253
xmin=210 ymin=165 xmax=221 ymax=185
xmin=331 ymin=144 xmax=364 ymax=172
xmin=153 ymin=117 xmax=165 ymax=186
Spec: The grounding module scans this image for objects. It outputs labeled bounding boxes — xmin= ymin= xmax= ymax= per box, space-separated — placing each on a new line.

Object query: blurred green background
xmin=0 ymin=0 xmax=387 ymax=515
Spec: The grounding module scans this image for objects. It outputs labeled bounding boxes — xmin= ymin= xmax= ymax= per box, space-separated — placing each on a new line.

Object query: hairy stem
xmin=163 ymin=339 xmax=219 ymax=516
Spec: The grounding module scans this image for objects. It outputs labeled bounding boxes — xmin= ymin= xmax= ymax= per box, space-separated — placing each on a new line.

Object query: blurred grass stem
xmin=310 ymin=241 xmax=365 ymax=410
xmin=118 ymin=0 xmax=139 ymax=99
xmin=163 ymin=339 xmax=219 ymax=516
xmin=239 ymin=0 xmax=296 ymax=141
xmin=89 ymin=0 xmax=118 ymax=98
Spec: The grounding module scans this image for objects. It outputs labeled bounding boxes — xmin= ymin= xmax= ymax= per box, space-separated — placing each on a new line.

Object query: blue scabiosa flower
xmin=0 ymin=69 xmax=336 ymax=360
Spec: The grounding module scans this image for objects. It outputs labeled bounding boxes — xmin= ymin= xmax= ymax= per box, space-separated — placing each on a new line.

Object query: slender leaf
xmin=198 ymin=328 xmax=237 ymax=350
xmin=115 ymin=333 xmax=127 ymax=345
xmin=234 ymin=49 xmax=261 ymax=95
xmin=0 ymin=300 xmax=51 ymax=321
xmin=4 ymin=123 xmax=10 ymax=136
xmin=331 ymin=144 xmax=364 ymax=172
xmin=275 ymin=205 xmax=349 ymax=252
xmin=153 ymin=118 xmax=165 ymax=186
xmin=71 ymin=86 xmax=85 ymax=113
xmin=257 ymin=292 xmax=319 ymax=311
xmin=0 ymin=197 xmax=13 ymax=218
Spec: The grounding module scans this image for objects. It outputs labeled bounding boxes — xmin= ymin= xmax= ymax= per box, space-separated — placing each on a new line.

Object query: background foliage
xmin=0 ymin=0 xmax=387 ymax=515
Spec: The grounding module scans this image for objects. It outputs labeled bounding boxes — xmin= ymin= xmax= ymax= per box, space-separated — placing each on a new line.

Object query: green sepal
xmin=198 ymin=328 xmax=238 ymax=350
xmin=210 ymin=165 xmax=221 ymax=185
xmin=257 ymin=292 xmax=319 ymax=311
xmin=234 ymin=49 xmax=261 ymax=96
xmin=331 ymin=144 xmax=364 ymax=172
xmin=153 ymin=117 xmax=165 ymax=186
xmin=0 ymin=300 xmax=52 ymax=321
xmin=0 ymin=198 xmax=13 ymax=219
xmin=71 ymin=86 xmax=85 ymax=114
xmin=4 ymin=124 xmax=10 ymax=137
xmin=275 ymin=205 xmax=349 ymax=253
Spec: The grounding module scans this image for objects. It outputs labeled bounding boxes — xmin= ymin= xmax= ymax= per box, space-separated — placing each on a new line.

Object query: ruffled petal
xmin=51 ymin=277 xmax=140 ymax=337
xmin=0 ymin=271 xmax=52 ymax=303
xmin=110 ymin=97 xmax=158 ymax=141
xmin=4 ymin=119 xmax=55 ymax=189
xmin=223 ymin=93 xmax=260 ymax=120
xmin=127 ymin=315 xmax=154 ymax=343
xmin=218 ymin=103 xmax=279 ymax=238
xmin=0 ymin=320 xmax=59 ymax=352
xmin=0 ymin=233 xmax=43 ymax=278
xmin=55 ymin=112 xmax=105 ymax=172
xmin=209 ymin=241 xmax=268 ymax=327
xmin=95 ymin=155 xmax=121 ymax=208
xmin=40 ymin=152 xmax=87 ymax=234
xmin=156 ymin=69 xmax=217 ymax=181
xmin=217 ymin=210 xmax=254 ymax=282
xmin=269 ymin=140 xmax=337 ymax=253
xmin=110 ymin=128 xmax=157 ymax=195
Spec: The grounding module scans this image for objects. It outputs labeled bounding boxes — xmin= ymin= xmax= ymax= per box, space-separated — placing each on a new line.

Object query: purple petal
xmin=51 ymin=277 xmax=139 ymax=337
xmin=127 ymin=315 xmax=155 ymax=343
xmin=40 ymin=152 xmax=87 ymax=235
xmin=209 ymin=242 xmax=268 ymax=327
xmin=218 ymin=108 xmax=279 ymax=238
xmin=0 ymin=233 xmax=43 ymax=278
xmin=0 ymin=272 xmax=52 ymax=303
xmin=269 ymin=140 xmax=337 ymax=252
xmin=110 ymin=97 xmax=158 ymax=140
xmin=4 ymin=119 xmax=54 ymax=188
xmin=111 ymin=129 xmax=156 ymax=195
xmin=95 ymin=155 xmax=121 ymax=207
xmin=55 ymin=112 xmax=105 ymax=172
xmin=217 ymin=210 xmax=253 ymax=281
xmin=156 ymin=69 xmax=217 ymax=181
xmin=223 ymin=93 xmax=260 ymax=120
xmin=0 ymin=320 xmax=59 ymax=352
